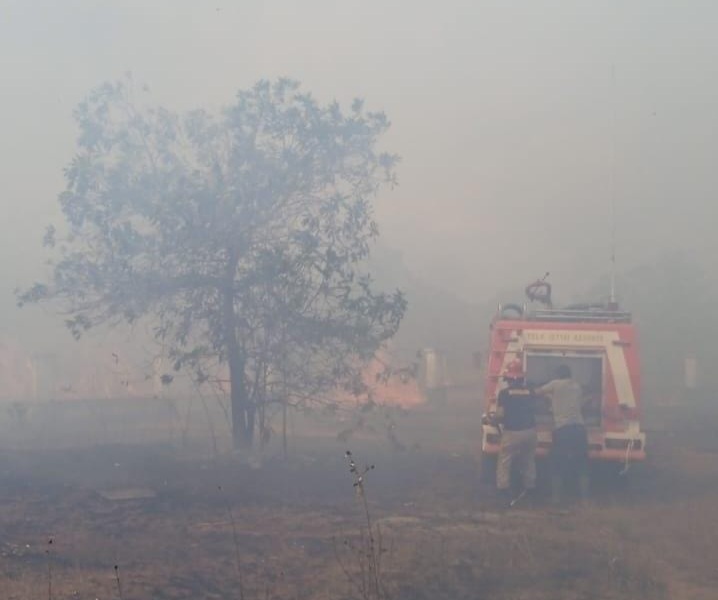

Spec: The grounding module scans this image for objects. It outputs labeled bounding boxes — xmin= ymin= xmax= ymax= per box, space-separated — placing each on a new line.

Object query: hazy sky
xmin=2 ymin=0 xmax=717 ymax=354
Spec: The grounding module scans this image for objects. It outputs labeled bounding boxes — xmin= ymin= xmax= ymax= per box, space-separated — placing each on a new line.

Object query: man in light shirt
xmin=535 ymin=365 xmax=589 ymax=504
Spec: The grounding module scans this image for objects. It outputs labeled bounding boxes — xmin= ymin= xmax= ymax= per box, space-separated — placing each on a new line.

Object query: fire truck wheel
xmin=479 ymin=452 xmax=497 ymax=485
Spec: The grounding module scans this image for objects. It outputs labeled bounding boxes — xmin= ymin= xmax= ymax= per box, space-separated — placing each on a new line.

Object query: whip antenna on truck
xmin=609 ymin=64 xmax=618 ymax=307
xmin=610 ymin=196 xmax=616 ymax=306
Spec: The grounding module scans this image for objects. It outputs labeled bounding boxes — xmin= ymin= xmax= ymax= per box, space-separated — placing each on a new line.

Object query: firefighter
xmin=536 ymin=365 xmax=589 ymax=504
xmin=495 ymin=359 xmax=539 ymax=506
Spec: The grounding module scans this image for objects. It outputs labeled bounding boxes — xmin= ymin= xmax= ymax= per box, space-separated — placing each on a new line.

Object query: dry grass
xmin=0 ymin=398 xmax=716 ymax=598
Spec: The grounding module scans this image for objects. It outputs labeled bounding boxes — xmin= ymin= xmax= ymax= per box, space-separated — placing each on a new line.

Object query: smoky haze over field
xmin=1 ymin=0 xmax=717 ymax=395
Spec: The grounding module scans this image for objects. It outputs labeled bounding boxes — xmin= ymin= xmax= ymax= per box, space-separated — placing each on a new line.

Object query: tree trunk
xmin=223 ymin=255 xmax=254 ymax=451
xmin=228 ymin=346 xmax=253 ymax=450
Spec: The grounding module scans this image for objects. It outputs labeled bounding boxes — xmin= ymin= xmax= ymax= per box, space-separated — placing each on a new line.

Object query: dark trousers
xmin=551 ymin=424 xmax=589 ymax=499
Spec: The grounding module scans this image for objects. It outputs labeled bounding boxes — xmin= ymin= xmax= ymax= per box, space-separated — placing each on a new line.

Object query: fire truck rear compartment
xmin=525 ymin=350 xmax=645 ymax=460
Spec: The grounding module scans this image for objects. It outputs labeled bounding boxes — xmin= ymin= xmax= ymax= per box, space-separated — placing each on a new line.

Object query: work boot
xmin=507 ymin=487 xmax=532 ymax=509
xmin=496 ymin=488 xmax=512 ymax=510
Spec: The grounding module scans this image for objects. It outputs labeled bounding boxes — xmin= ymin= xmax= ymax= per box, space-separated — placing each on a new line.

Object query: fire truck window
xmin=526 ymin=355 xmax=603 ymax=424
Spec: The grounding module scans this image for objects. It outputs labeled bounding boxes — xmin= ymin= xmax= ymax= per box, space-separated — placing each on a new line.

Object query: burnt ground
xmin=0 ymin=396 xmax=717 ymax=599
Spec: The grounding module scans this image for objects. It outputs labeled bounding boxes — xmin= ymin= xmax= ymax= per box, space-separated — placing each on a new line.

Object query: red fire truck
xmin=481 ymin=280 xmax=646 ymax=478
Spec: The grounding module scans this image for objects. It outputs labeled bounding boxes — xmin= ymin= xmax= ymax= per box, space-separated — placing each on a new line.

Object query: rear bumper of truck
xmin=481 ymin=426 xmax=646 ymax=462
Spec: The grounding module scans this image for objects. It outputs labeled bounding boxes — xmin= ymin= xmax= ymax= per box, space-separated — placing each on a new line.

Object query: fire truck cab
xmin=481 ymin=297 xmax=646 ymax=474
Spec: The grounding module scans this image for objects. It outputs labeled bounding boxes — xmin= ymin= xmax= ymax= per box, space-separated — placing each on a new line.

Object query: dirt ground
xmin=0 ymin=393 xmax=717 ymax=599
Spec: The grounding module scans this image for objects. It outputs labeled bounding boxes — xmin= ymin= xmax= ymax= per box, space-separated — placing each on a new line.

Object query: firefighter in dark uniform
xmin=494 ymin=359 xmax=539 ymax=505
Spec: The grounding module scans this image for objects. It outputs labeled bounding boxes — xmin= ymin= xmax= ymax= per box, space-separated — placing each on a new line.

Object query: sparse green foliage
xmin=18 ymin=76 xmax=406 ymax=448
